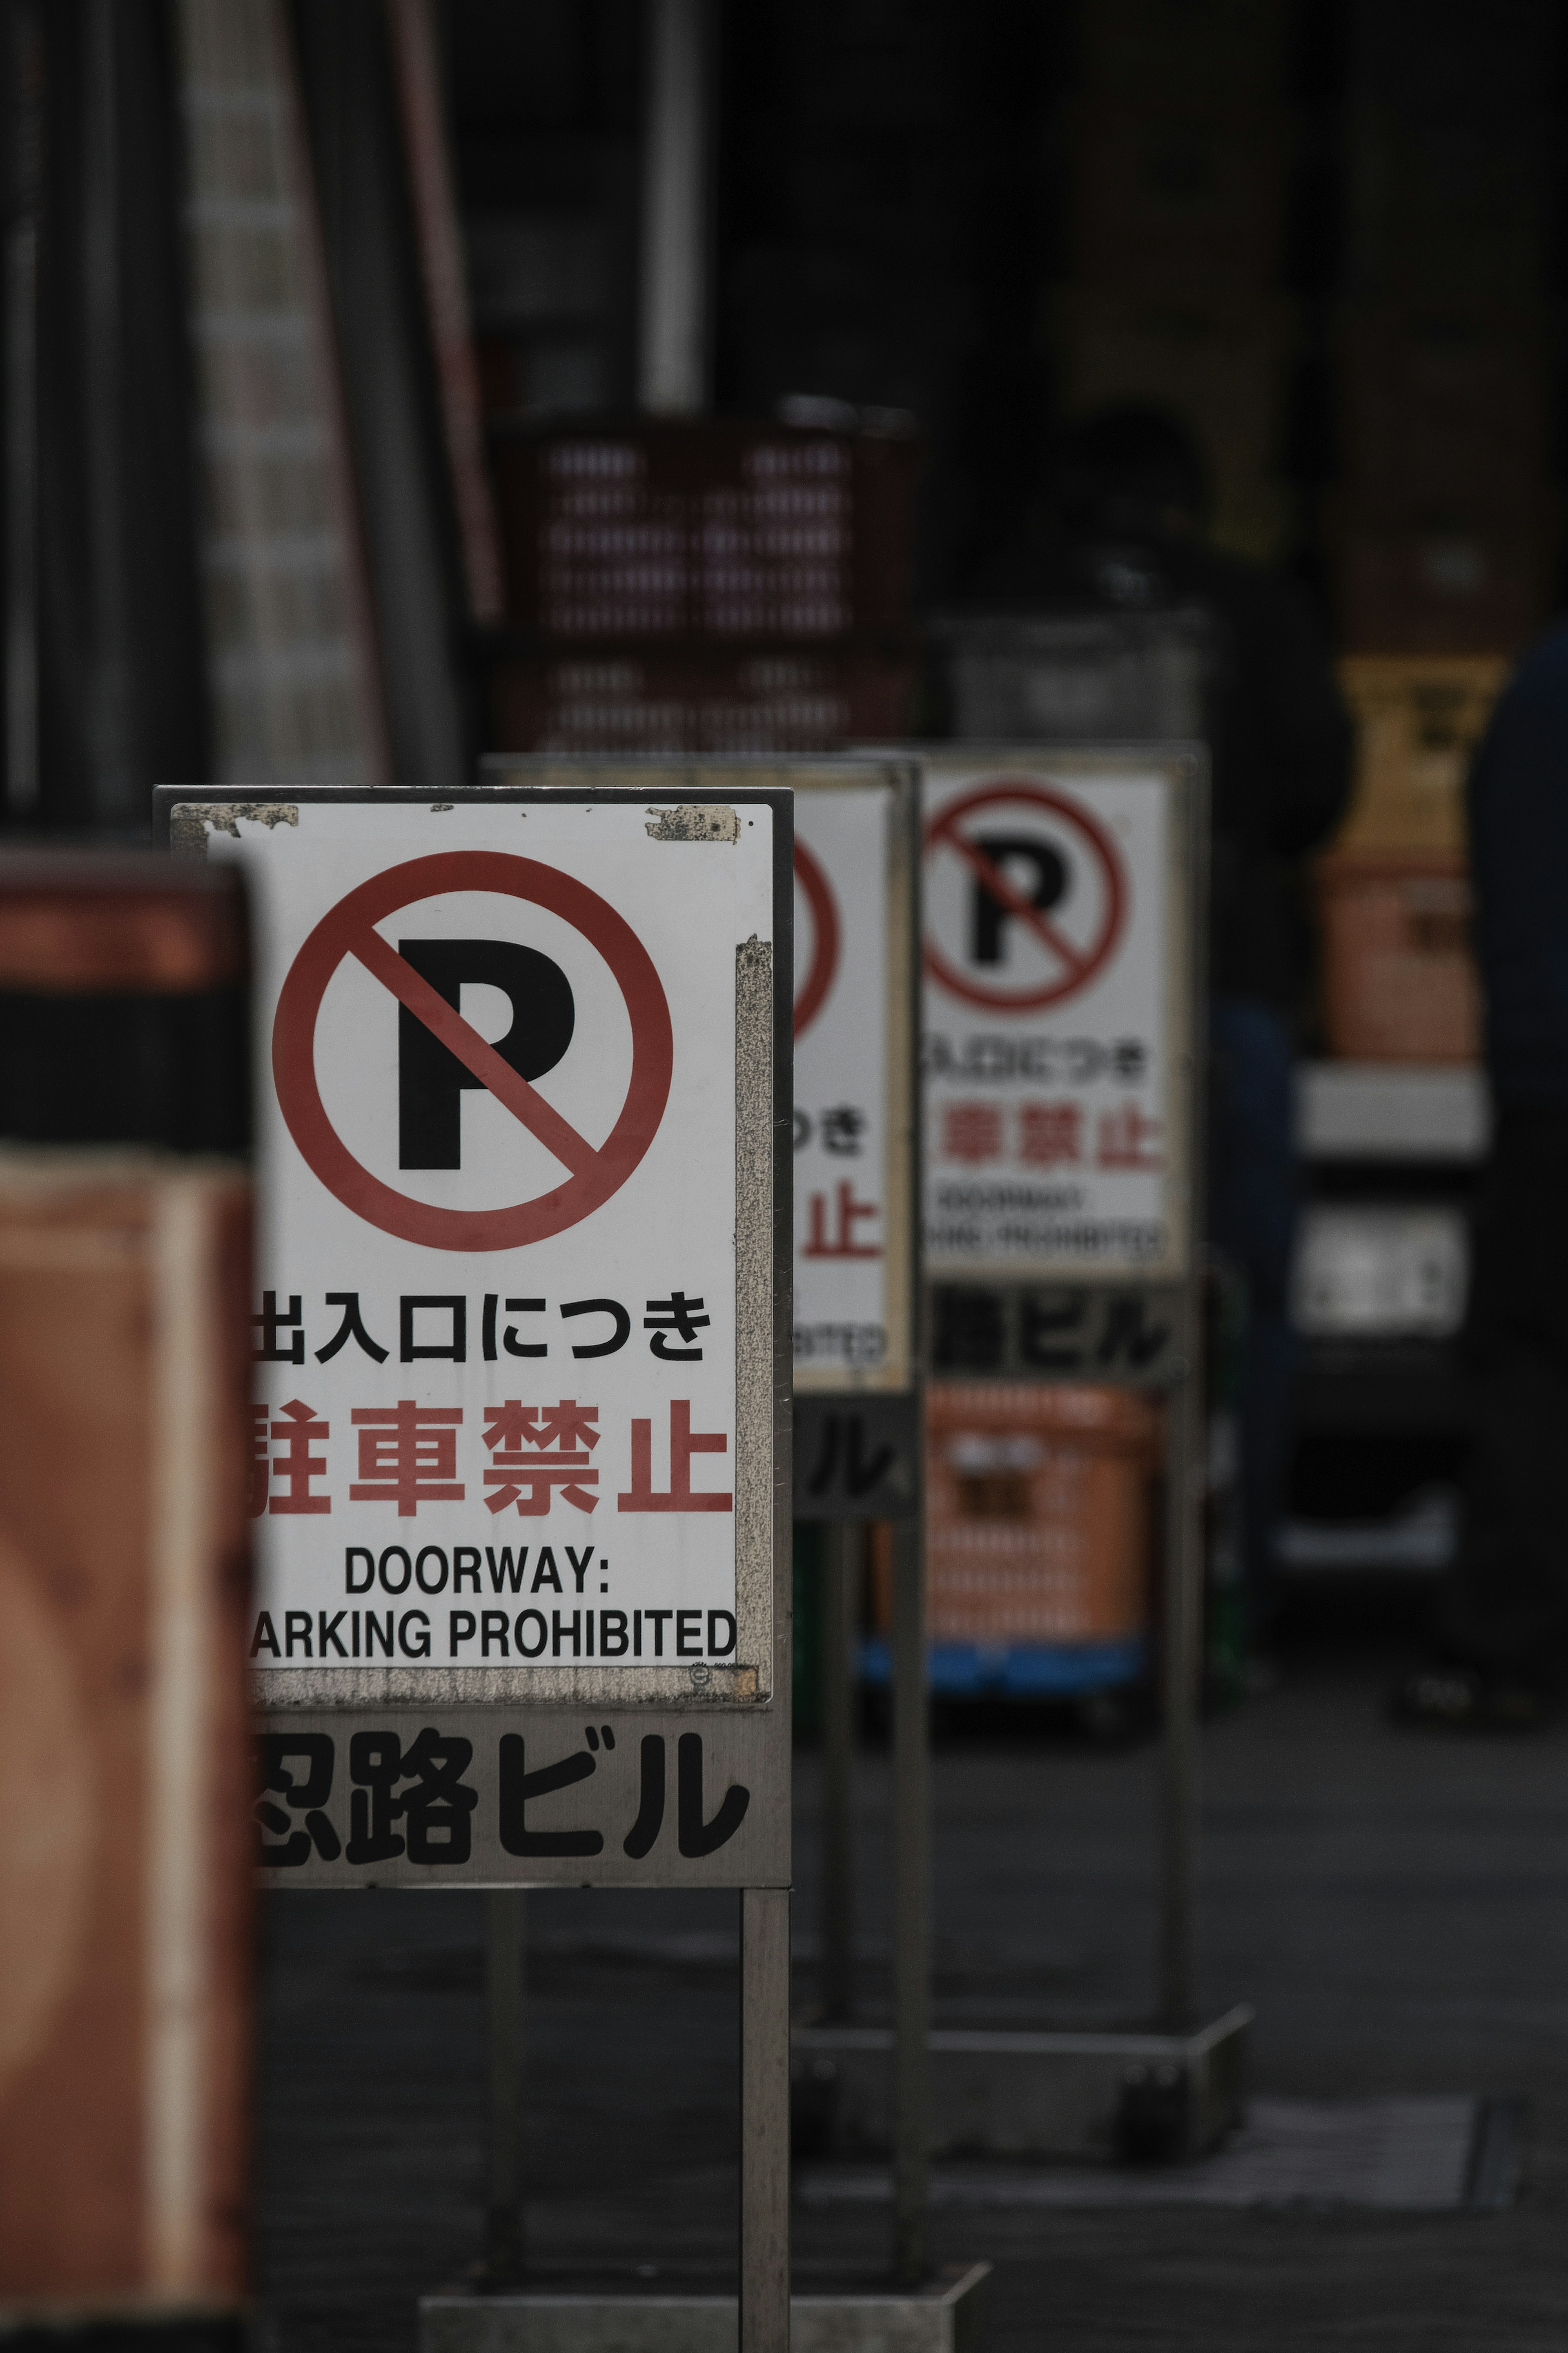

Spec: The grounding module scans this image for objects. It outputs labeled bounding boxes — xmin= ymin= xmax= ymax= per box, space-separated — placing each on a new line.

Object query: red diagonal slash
xmin=348 ymin=922 xmax=599 ymax=1179
xmin=941 ymin=826 xmax=1091 ymax=983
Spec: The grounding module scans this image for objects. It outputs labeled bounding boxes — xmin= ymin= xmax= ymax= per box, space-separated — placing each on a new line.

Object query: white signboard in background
xmin=922 ymin=749 xmax=1200 ymax=1281
xmin=793 ymin=767 xmax=917 ymax=1392
xmin=159 ymin=789 xmax=784 ymax=1713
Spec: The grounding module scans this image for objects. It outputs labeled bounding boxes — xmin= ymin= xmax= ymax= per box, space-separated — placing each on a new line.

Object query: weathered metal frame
xmin=1156 ymin=756 xmax=1209 ymax=2029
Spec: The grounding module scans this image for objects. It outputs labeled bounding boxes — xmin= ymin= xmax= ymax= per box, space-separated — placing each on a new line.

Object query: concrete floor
xmin=255 ymin=1609 xmax=1568 ymax=2350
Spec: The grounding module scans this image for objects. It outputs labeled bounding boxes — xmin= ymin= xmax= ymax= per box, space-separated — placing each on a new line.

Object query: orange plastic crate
xmin=904 ymin=1383 xmax=1162 ymax=1646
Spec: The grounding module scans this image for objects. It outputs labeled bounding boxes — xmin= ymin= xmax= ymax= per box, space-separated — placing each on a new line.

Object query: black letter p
xmin=397 ymin=938 xmax=574 ymax=1168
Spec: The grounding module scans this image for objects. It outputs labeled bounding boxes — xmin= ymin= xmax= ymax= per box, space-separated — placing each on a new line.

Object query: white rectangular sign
xmin=158 ymin=787 xmax=786 ymax=1711
xmin=921 ymin=748 xmax=1200 ymax=1281
xmin=792 ymin=765 xmax=918 ymax=1392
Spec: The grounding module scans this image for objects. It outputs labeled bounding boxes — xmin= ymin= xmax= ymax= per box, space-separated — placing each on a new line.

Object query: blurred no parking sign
xmin=790 ymin=761 xmax=923 ymax=1520
xmin=921 ymin=748 xmax=1205 ymax=1377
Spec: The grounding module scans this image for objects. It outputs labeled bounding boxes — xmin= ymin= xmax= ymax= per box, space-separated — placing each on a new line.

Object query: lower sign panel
xmin=792 ymin=1391 xmax=921 ymax=1521
xmin=253 ymin=1706 xmax=789 ymax=1888
xmin=930 ymin=1283 xmax=1182 ymax=1384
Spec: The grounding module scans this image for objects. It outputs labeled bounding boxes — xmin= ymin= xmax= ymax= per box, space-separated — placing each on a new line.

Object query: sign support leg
xmin=484 ymin=1887 xmax=527 ymax=2288
xmin=891 ymin=1519 xmax=929 ymax=2287
xmin=820 ymin=1520 xmax=858 ymax=2021
xmin=740 ymin=1885 xmax=791 ymax=2353
xmin=1158 ymin=1291 xmax=1203 ymax=2032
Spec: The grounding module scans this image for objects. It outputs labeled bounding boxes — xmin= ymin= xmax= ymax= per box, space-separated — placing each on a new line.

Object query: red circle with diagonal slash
xmin=924 ymin=781 xmax=1127 ymax=1012
xmin=272 ymin=851 xmax=673 ymax=1250
xmin=793 ymin=838 xmax=840 ymax=1039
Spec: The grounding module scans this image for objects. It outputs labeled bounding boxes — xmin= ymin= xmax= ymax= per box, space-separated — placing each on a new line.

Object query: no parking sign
xmin=271 ymin=849 xmax=676 ymax=1249
xmin=922 ymin=747 xmax=1204 ymax=1283
xmin=789 ymin=762 xmax=923 ymax=1523
xmin=790 ymin=765 xmax=919 ymax=1397
xmin=154 ymin=783 xmax=791 ymax=1890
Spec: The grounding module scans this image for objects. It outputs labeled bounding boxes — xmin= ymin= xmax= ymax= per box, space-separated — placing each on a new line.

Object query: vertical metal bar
xmin=1158 ymin=756 xmax=1209 ymax=2034
xmin=177 ymin=0 xmax=394 ymax=793
xmin=1158 ymin=1294 xmax=1202 ymax=2031
xmin=382 ymin=0 xmax=505 ymax=625
xmin=484 ymin=1887 xmax=526 ymax=2289
xmin=290 ymin=2 xmax=467 ymax=797
xmin=4 ymin=0 xmax=42 ymax=817
xmin=638 ymin=0 xmax=708 ymax=413
xmin=890 ymin=1519 xmax=929 ymax=2287
xmin=820 ymin=1520 xmax=857 ymax=2022
xmin=274 ymin=0 xmax=397 ymax=789
xmin=740 ymin=1884 xmax=791 ymax=2353
xmin=83 ymin=0 xmax=135 ymax=825
xmin=889 ymin=759 xmax=929 ymax=2286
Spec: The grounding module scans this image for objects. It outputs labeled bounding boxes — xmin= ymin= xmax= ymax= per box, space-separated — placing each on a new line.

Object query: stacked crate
xmin=488 ymin=418 xmax=920 ymax=753
xmin=1319 ymin=0 xmax=1555 ymax=1063
xmin=866 ymin=1385 xmax=1163 ymax=1698
xmin=1053 ymin=0 xmax=1299 ymax=563
xmin=1319 ymin=655 xmax=1506 ymax=1061
xmin=923 ymin=1384 xmax=1160 ymax=1651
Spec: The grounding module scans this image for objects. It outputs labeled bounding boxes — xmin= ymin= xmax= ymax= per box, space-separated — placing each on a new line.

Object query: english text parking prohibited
xmin=272 ymin=850 xmax=673 ymax=1252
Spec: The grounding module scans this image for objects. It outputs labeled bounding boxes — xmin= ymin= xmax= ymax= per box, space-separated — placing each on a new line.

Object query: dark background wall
xmin=5 ymin=0 xmax=1568 ymax=829
xmin=5 ymin=0 xmax=210 ymax=832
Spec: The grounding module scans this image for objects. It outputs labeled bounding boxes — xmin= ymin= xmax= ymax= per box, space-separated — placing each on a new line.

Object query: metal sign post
xmin=787 ymin=764 xmax=934 ymax=2286
xmin=155 ymin=779 xmax=793 ymax=2351
xmin=818 ymin=1520 xmax=859 ymax=2024
xmin=486 ymin=1889 xmax=527 ymax=2285
xmin=797 ymin=743 xmax=1250 ymax=2170
xmin=921 ymin=744 xmax=1206 ymax=2033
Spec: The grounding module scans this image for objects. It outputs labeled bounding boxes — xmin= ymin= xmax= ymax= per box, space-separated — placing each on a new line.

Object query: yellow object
xmin=1335 ymin=656 xmax=1508 ymax=854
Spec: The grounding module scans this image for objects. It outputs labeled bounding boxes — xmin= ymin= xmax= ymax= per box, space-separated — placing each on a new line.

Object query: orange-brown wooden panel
xmin=0 ymin=851 xmax=246 ymax=994
xmin=0 ymin=1158 xmax=252 ymax=2313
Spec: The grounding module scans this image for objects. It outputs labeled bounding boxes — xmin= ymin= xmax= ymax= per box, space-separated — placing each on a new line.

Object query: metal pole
xmin=4 ymin=0 xmax=42 ymax=819
xmin=890 ymin=1519 xmax=929 ymax=2286
xmin=638 ymin=0 xmax=708 ymax=414
xmin=1158 ymin=758 xmax=1209 ymax=2034
xmin=1157 ymin=1303 xmax=1202 ymax=2031
xmin=484 ymin=1887 xmax=527 ymax=2288
xmin=740 ymin=1884 xmax=791 ymax=2353
xmin=820 ymin=1520 xmax=858 ymax=2021
xmin=383 ymin=0 xmax=506 ymax=626
xmin=83 ymin=0 xmax=135 ymax=826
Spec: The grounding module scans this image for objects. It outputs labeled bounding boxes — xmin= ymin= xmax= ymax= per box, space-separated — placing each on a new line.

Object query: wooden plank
xmin=0 ymin=1158 xmax=252 ymax=2308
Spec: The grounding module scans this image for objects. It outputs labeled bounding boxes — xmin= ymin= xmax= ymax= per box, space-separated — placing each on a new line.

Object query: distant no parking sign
xmin=924 ymin=783 xmax=1126 ymax=1011
xmin=922 ymin=748 xmax=1204 ymax=1282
